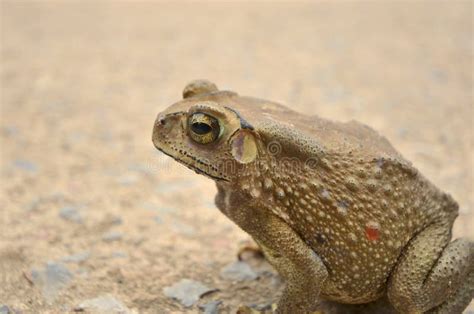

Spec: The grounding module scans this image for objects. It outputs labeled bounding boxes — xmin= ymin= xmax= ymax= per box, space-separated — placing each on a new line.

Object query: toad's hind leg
xmin=387 ymin=221 xmax=474 ymax=313
xmin=428 ymin=270 xmax=474 ymax=314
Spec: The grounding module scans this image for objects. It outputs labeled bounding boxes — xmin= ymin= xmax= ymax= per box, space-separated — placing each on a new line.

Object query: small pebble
xmin=61 ymin=251 xmax=90 ymax=263
xmin=27 ymin=193 xmax=64 ymax=212
xmin=220 ymin=261 xmax=258 ymax=282
xmin=13 ymin=159 xmax=38 ymax=172
xmin=254 ymin=302 xmax=273 ymax=311
xmin=59 ymin=206 xmax=83 ymax=223
xmin=163 ymin=279 xmax=216 ymax=307
xmin=199 ymin=300 xmax=222 ymax=314
xmin=102 ymin=231 xmax=123 ymax=242
xmin=110 ymin=216 xmax=123 ymax=225
xmin=76 ymin=295 xmax=130 ymax=313
xmin=111 ymin=251 xmax=128 ymax=259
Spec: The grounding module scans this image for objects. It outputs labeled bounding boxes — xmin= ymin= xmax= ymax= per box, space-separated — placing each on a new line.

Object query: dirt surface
xmin=1 ymin=1 xmax=472 ymax=313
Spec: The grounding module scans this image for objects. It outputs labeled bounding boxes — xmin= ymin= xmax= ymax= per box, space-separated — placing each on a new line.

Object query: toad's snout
xmin=152 ymin=113 xmax=168 ymax=148
xmin=152 ymin=112 xmax=184 ymax=150
xmin=157 ymin=115 xmax=166 ymax=126
xmin=155 ymin=112 xmax=171 ymax=127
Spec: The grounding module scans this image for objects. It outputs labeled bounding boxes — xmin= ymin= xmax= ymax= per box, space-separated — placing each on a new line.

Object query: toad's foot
xmin=236 ymin=304 xmax=324 ymax=314
xmin=236 ymin=304 xmax=273 ymax=314
xmin=237 ymin=239 xmax=265 ymax=261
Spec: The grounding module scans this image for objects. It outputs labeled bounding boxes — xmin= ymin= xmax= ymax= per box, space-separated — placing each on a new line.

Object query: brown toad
xmin=152 ymin=80 xmax=473 ymax=313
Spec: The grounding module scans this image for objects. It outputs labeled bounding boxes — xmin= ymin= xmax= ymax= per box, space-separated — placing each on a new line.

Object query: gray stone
xmin=0 ymin=305 xmax=10 ymax=314
xmin=220 ymin=261 xmax=258 ymax=282
xmin=27 ymin=193 xmax=64 ymax=212
xmin=111 ymin=251 xmax=128 ymax=259
xmin=102 ymin=231 xmax=123 ymax=242
xmin=110 ymin=216 xmax=123 ymax=225
xmin=59 ymin=206 xmax=83 ymax=223
xmin=61 ymin=251 xmax=90 ymax=263
xmin=76 ymin=295 xmax=130 ymax=313
xmin=254 ymin=302 xmax=273 ymax=311
xmin=31 ymin=262 xmax=73 ymax=302
xmin=13 ymin=159 xmax=38 ymax=172
xmin=199 ymin=300 xmax=222 ymax=314
xmin=163 ymin=279 xmax=216 ymax=307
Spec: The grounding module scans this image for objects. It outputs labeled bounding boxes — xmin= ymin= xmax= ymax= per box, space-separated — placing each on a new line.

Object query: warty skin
xmin=152 ymin=80 xmax=473 ymax=314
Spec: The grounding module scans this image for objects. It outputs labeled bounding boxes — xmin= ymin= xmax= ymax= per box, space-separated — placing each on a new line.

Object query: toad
xmin=152 ymin=80 xmax=473 ymax=313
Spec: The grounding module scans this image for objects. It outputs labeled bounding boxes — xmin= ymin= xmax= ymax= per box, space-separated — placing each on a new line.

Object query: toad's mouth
xmin=153 ymin=143 xmax=230 ymax=182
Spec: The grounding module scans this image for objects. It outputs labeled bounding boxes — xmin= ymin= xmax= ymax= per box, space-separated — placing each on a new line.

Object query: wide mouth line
xmin=154 ymin=143 xmax=229 ymax=182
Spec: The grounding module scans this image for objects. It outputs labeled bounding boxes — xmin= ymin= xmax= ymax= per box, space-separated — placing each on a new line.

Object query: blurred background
xmin=1 ymin=1 xmax=472 ymax=313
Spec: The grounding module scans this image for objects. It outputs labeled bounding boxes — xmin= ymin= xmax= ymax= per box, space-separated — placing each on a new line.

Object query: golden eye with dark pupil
xmin=188 ymin=112 xmax=220 ymax=144
xmin=191 ymin=122 xmax=211 ymax=135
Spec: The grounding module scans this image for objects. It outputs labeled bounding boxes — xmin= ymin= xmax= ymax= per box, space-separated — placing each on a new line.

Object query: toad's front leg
xmin=245 ymin=213 xmax=329 ymax=314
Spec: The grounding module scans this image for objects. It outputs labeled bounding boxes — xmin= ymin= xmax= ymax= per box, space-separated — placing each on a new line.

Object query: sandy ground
xmin=0 ymin=1 xmax=473 ymax=313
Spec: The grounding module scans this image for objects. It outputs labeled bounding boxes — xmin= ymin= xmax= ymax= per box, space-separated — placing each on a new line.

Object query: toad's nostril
xmin=159 ymin=118 xmax=166 ymax=125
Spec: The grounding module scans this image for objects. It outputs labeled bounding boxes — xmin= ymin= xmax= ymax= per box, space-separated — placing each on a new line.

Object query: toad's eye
xmin=188 ymin=112 xmax=220 ymax=144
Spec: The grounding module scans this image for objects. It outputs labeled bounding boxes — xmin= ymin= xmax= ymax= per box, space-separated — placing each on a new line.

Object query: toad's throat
xmin=154 ymin=144 xmax=230 ymax=182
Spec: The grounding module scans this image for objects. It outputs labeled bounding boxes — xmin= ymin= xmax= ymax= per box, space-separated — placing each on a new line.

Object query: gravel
xmin=220 ymin=261 xmax=258 ymax=282
xmin=163 ymin=279 xmax=216 ymax=307
xmin=61 ymin=251 xmax=90 ymax=263
xmin=199 ymin=300 xmax=222 ymax=314
xmin=76 ymin=295 xmax=130 ymax=313
xmin=102 ymin=231 xmax=123 ymax=242
xmin=59 ymin=206 xmax=83 ymax=223
xmin=31 ymin=262 xmax=73 ymax=302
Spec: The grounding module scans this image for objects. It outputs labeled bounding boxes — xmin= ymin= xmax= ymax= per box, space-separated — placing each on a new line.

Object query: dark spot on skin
xmin=315 ymin=233 xmax=326 ymax=244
